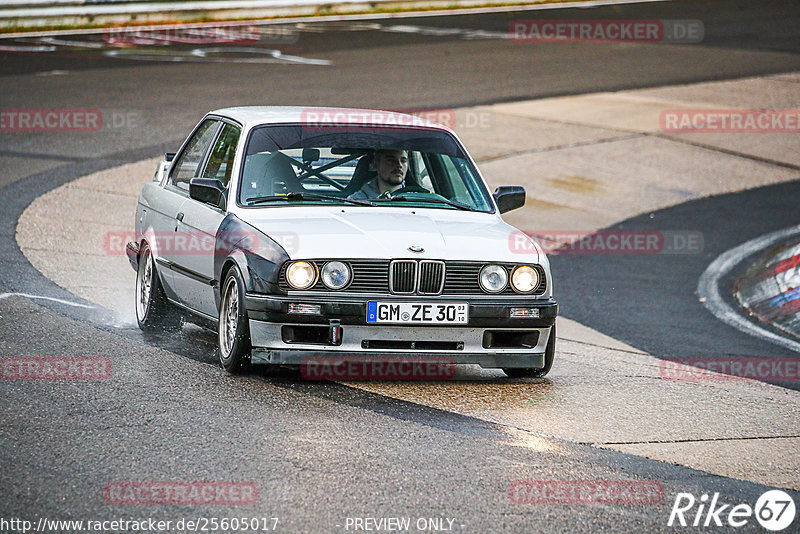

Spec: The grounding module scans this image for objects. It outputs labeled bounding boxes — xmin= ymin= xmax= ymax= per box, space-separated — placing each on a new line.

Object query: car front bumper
xmin=244 ymin=293 xmax=557 ymax=369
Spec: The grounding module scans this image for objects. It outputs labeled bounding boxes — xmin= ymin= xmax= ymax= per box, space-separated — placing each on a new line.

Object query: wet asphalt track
xmin=1 ymin=0 xmax=800 ymax=531
xmin=550 ymin=180 xmax=800 ymax=392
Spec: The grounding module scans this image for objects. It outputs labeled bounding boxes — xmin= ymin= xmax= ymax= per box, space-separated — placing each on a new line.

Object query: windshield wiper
xmin=372 ymin=195 xmax=476 ymax=211
xmin=246 ymin=192 xmax=373 ymax=207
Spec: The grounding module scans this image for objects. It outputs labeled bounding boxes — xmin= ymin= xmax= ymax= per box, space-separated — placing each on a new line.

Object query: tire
xmin=135 ymin=242 xmax=181 ymax=332
xmin=218 ymin=266 xmax=252 ymax=373
xmin=504 ymin=323 xmax=556 ymax=378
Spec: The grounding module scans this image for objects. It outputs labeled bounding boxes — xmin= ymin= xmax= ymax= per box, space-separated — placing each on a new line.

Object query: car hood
xmin=238 ymin=207 xmax=542 ymax=263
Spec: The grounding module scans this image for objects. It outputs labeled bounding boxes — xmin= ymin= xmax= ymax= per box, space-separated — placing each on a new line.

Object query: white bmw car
xmin=127 ymin=107 xmax=557 ymax=378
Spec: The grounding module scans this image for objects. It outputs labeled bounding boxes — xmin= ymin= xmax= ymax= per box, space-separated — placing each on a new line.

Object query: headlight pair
xmin=286 ymin=261 xmax=351 ymax=290
xmin=479 ymin=264 xmax=540 ymax=294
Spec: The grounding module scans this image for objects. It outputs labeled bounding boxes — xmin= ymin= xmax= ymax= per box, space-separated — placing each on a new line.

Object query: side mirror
xmin=153 ymin=160 xmax=170 ymax=182
xmin=493 ymin=186 xmax=526 ymax=214
xmin=189 ymin=178 xmax=226 ymax=210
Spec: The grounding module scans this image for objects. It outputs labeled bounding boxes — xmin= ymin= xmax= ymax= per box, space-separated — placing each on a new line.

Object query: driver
xmin=348 ymin=149 xmax=408 ymax=200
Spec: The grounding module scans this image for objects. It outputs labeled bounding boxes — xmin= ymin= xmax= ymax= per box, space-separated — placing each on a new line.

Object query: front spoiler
xmin=248 ymin=320 xmax=554 ymax=369
xmin=251 ymin=349 xmax=545 ymax=370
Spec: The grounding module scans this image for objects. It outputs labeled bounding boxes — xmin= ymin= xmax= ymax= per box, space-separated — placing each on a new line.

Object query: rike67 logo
xmin=668 ymin=490 xmax=796 ymax=531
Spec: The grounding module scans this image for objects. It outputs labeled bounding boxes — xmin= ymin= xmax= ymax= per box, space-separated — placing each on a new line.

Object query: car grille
xmin=388 ymin=260 xmax=445 ymax=294
xmin=346 ymin=261 xmax=389 ymax=292
xmin=279 ymin=260 xmax=546 ymax=296
xmin=390 ymin=260 xmax=417 ymax=294
xmin=418 ymin=261 xmax=445 ymax=294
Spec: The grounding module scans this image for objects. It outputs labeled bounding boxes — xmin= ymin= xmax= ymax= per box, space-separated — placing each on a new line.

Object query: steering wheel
xmin=390 ymin=185 xmax=430 ymax=195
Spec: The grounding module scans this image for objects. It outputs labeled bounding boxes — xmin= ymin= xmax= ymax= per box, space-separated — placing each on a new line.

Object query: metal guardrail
xmin=0 ymin=0 xmax=619 ymax=30
xmin=0 ymin=0 xmax=395 ymax=28
xmin=0 ymin=0 xmax=158 ymax=6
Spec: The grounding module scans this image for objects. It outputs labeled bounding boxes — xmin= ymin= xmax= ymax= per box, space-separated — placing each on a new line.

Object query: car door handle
xmin=176 ymin=212 xmax=184 ymax=221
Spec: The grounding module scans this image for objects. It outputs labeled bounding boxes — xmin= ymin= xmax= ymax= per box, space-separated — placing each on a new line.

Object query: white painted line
xmin=0 ymin=292 xmax=95 ymax=309
xmin=202 ymin=46 xmax=332 ymax=64
xmin=35 ymin=69 xmax=69 ymax=76
xmin=39 ymin=36 xmax=105 ymax=48
xmin=382 ymin=24 xmax=509 ymax=39
xmin=697 ymin=225 xmax=800 ymax=354
xmin=0 ymin=0 xmax=671 ymax=39
xmin=103 ymin=46 xmax=331 ymax=64
xmin=0 ymin=44 xmax=56 ymax=51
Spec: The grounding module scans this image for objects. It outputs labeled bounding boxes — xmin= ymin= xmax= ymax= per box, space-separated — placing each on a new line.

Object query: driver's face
xmin=374 ymin=150 xmax=408 ymax=188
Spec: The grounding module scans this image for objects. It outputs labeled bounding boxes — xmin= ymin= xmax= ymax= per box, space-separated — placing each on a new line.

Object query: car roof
xmin=208 ymin=106 xmax=455 ymax=134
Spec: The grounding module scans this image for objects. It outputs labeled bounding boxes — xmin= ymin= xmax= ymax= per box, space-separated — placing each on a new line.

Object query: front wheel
xmin=135 ymin=242 xmax=180 ymax=332
xmin=503 ymin=324 xmax=556 ymax=378
xmin=218 ymin=266 xmax=252 ymax=373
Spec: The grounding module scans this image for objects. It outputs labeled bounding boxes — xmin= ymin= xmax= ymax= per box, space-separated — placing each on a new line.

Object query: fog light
xmin=288 ymin=303 xmax=321 ymax=315
xmin=510 ymin=307 xmax=540 ymax=318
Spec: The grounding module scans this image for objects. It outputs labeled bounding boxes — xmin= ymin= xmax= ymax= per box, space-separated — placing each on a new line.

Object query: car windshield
xmin=238 ymin=124 xmax=494 ymax=212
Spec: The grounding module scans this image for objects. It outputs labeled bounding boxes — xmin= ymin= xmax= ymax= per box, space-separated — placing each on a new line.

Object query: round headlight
xmin=321 ymin=261 xmax=351 ymax=290
xmin=286 ymin=261 xmax=317 ymax=289
xmin=479 ymin=264 xmax=508 ymax=293
xmin=511 ymin=265 xmax=540 ymax=293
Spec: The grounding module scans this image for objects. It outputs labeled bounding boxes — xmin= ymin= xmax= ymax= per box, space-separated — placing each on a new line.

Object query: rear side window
xmin=169 ymin=119 xmax=219 ymax=192
xmin=202 ymin=123 xmax=241 ymax=187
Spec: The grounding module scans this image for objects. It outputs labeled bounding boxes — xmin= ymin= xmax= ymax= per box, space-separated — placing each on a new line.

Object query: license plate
xmin=366 ymin=302 xmax=468 ymax=324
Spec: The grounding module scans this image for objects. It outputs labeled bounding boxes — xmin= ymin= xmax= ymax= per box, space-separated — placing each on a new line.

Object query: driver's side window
xmin=168 ymin=119 xmax=220 ymax=194
xmin=202 ymin=123 xmax=241 ymax=187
